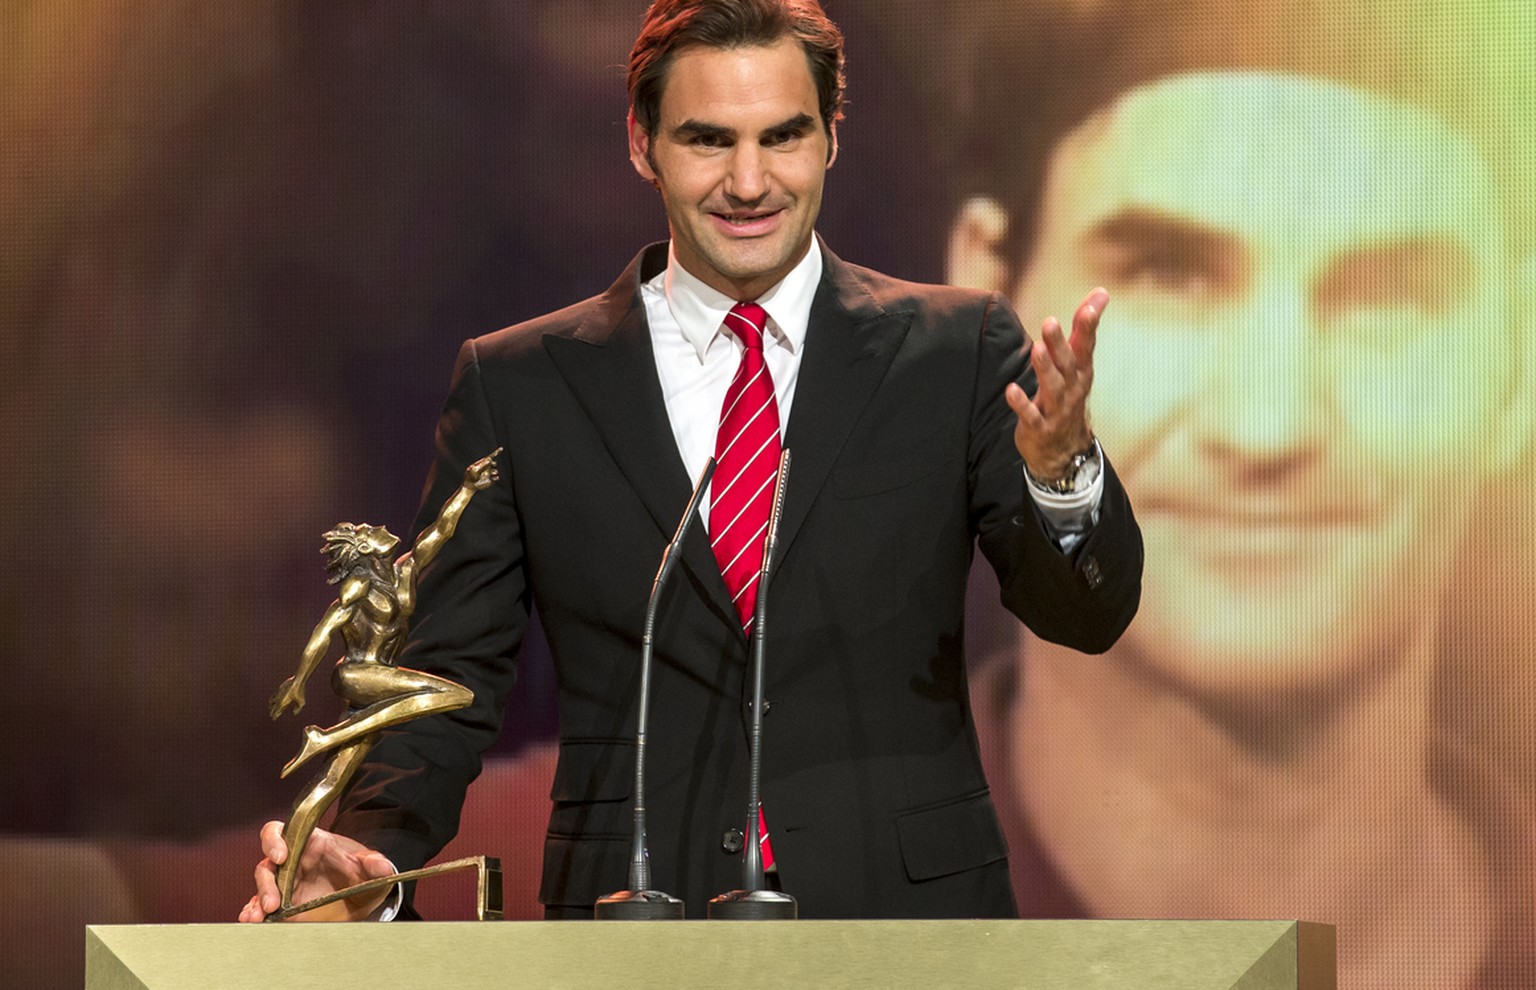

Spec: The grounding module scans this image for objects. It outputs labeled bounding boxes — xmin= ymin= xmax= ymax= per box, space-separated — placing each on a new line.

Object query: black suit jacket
xmin=332 ymin=241 xmax=1142 ymax=919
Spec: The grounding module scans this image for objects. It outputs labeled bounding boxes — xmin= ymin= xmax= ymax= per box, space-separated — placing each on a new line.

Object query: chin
xmin=1119 ymin=628 xmax=1406 ymax=735
xmin=1142 ymin=644 xmax=1357 ymax=695
xmin=716 ymin=243 xmax=789 ymax=274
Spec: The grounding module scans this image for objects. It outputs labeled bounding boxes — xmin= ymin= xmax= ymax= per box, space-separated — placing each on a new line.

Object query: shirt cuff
xmin=370 ymin=860 xmax=403 ymax=922
xmin=1022 ymin=444 xmax=1105 ymax=552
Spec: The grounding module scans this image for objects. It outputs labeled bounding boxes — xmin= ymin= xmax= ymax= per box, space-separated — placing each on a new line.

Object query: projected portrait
xmin=942 ymin=3 xmax=1536 ymax=987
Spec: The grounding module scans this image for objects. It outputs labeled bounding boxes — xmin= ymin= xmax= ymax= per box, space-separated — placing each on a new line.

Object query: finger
xmin=1005 ymin=382 xmax=1046 ymax=432
xmin=359 ymin=851 xmax=398 ymax=880
xmin=260 ymin=820 xmax=287 ymax=864
xmin=254 ymin=858 xmax=282 ymax=915
xmin=1038 ymin=315 xmax=1078 ymax=382
xmin=1004 ymin=380 xmax=1029 ymax=415
xmin=244 ymin=894 xmax=269 ymax=924
xmin=1029 ymin=338 xmax=1067 ymax=416
xmin=1069 ymin=287 xmax=1109 ymax=362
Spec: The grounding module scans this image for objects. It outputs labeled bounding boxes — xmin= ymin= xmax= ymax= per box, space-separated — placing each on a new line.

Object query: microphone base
xmin=706 ymin=888 xmax=798 ymax=920
xmin=594 ymin=889 xmax=686 ymax=920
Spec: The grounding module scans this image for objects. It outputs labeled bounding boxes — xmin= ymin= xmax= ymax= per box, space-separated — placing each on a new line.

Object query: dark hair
xmin=628 ymin=0 xmax=845 ymax=137
xmin=941 ymin=1 xmax=1536 ymax=279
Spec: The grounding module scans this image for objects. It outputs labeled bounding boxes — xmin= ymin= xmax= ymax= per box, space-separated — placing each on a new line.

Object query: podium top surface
xmin=86 ymin=918 xmax=1334 ymax=990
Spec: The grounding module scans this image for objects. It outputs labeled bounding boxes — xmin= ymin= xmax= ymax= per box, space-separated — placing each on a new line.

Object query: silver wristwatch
xmin=1026 ymin=439 xmax=1102 ymax=496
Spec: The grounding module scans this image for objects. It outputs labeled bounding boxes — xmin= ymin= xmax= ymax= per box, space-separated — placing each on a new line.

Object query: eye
xmin=1113 ymin=244 xmax=1218 ymax=298
xmin=1078 ymin=212 xmax=1239 ymax=304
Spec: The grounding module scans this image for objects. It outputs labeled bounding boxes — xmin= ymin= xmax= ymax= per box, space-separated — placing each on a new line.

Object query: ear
xmin=945 ymin=195 xmax=1012 ymax=293
xmin=825 ymin=121 xmax=839 ymax=169
xmin=628 ymin=109 xmax=658 ymax=184
xmin=1487 ymin=250 xmax=1536 ymax=472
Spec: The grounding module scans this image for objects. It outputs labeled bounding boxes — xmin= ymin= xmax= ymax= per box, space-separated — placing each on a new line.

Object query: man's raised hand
xmin=1006 ymin=288 xmax=1107 ymax=479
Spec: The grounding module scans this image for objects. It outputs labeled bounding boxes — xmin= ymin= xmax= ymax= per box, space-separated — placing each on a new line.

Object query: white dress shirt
xmin=642 ymin=241 xmax=819 ymax=525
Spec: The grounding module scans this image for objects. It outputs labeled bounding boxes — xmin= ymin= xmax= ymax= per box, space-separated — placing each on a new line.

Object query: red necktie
xmin=710 ymin=302 xmax=782 ymax=631
xmin=710 ymin=301 xmax=781 ymax=870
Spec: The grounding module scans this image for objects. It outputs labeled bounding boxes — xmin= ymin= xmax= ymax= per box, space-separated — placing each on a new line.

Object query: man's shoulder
xmin=464 ymin=242 xmax=663 ymax=364
xmin=827 ymin=253 xmax=1007 ymax=322
xmin=469 ymin=293 xmax=610 ymax=360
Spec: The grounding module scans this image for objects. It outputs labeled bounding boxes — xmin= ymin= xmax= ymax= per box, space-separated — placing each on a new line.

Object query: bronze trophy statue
xmin=266 ymin=449 xmax=505 ymax=921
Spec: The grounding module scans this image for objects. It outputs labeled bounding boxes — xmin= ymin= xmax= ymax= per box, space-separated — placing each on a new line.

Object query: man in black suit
xmin=242 ymin=0 xmax=1141 ymax=923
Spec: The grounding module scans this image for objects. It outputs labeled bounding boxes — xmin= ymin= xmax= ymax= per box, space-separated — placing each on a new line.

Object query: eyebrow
xmin=672 ymin=120 xmax=733 ymax=141
xmin=1316 ymin=238 xmax=1473 ymax=314
xmin=1078 ymin=208 xmax=1242 ymax=259
xmin=767 ymin=113 xmax=817 ymax=135
xmin=671 ymin=112 xmax=817 ymax=142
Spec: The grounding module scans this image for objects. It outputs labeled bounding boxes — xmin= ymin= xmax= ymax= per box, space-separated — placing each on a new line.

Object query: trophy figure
xmin=266 ymin=449 xmax=505 ymax=921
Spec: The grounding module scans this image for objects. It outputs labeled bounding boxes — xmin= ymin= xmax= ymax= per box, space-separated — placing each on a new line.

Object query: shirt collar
xmin=656 ymin=239 xmax=823 ymax=363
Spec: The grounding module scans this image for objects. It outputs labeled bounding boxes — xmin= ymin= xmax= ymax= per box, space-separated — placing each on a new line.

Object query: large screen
xmin=2 ymin=2 xmax=1531 ymax=987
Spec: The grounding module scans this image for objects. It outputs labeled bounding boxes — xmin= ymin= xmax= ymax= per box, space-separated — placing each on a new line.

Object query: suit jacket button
xmin=721 ymin=828 xmax=745 ymax=853
xmin=1081 ymin=555 xmax=1104 ymax=589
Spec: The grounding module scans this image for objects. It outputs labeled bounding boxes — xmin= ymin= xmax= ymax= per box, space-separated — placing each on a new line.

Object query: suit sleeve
xmin=969 ymin=293 xmax=1143 ymax=654
xmin=331 ymin=338 xmax=529 ymax=884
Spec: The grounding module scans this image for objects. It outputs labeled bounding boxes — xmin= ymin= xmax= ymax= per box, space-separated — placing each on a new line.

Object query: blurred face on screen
xmin=1008 ymin=71 xmax=1524 ymax=702
xmin=628 ymin=38 xmax=837 ymax=301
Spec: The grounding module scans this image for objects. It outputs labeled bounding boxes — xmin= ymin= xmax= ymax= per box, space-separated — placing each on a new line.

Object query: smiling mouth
xmin=1138 ymin=493 xmax=1372 ymax=529
xmin=713 ymin=209 xmax=783 ymax=230
xmin=1147 ymin=510 xmax=1375 ymax=573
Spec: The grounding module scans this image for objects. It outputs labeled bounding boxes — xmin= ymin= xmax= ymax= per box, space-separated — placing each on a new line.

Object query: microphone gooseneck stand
xmin=708 ymin=448 xmax=797 ymax=920
xmin=594 ymin=459 xmax=716 ymax=920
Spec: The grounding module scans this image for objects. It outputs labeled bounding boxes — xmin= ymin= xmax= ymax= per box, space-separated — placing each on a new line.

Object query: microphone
xmin=594 ymin=457 xmax=715 ymax=920
xmin=708 ymin=448 xmax=797 ymax=920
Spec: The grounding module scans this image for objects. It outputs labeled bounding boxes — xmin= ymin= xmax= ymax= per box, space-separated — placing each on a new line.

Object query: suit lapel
xmin=776 ymin=246 xmax=913 ymax=566
xmin=541 ymin=244 xmax=737 ymax=625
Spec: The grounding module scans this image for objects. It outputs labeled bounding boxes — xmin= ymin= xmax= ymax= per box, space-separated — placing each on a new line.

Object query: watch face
xmin=1057 ymin=444 xmax=1101 ymax=494
xmin=1043 ymin=467 xmax=1079 ymax=494
xmin=1028 ymin=442 xmax=1099 ymax=496
xmin=1059 ymin=454 xmax=1088 ymax=492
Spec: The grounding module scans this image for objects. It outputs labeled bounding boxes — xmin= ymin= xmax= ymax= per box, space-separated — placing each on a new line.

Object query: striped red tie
xmin=710 ymin=301 xmax=781 ymax=870
xmin=710 ymin=301 xmax=782 ymax=631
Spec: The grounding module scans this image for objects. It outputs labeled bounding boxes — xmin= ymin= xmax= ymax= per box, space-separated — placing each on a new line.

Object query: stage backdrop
xmin=2 ymin=2 xmax=1531 ymax=988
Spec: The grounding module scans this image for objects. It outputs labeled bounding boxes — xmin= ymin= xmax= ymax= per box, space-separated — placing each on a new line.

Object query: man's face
xmin=1011 ymin=72 xmax=1519 ymax=703
xmin=629 ymin=38 xmax=836 ymax=301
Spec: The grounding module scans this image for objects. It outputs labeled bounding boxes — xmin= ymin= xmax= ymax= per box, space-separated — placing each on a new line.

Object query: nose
xmin=723 ymin=143 xmax=768 ymax=203
xmin=1192 ymin=284 xmax=1329 ymax=479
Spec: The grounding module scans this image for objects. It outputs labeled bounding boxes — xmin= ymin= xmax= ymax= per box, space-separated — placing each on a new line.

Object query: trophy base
xmin=594 ymin=889 xmax=686 ymax=920
xmin=270 ymin=855 xmax=503 ymax=921
xmin=707 ymin=888 xmax=798 ymax=920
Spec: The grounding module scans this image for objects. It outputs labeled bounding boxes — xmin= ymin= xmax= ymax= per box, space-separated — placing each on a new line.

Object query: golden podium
xmin=87 ymin=919 xmax=1334 ymax=988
